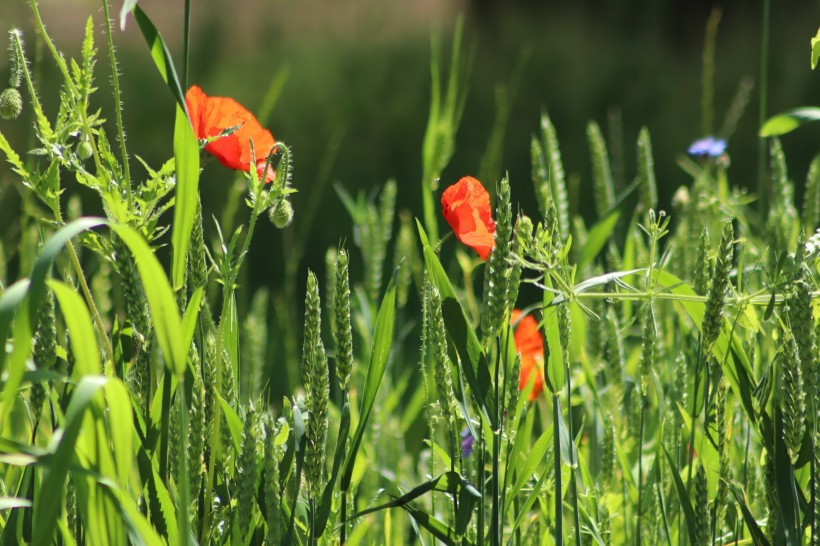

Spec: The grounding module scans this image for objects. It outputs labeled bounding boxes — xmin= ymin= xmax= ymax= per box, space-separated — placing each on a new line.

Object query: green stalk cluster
xmin=264 ymin=417 xmax=283 ymax=545
xmin=715 ymin=380 xmax=730 ymax=536
xmin=237 ymin=407 xmax=258 ymax=532
xmin=694 ymin=463 xmax=711 ymax=546
xmin=188 ymin=350 xmax=205 ymax=513
xmin=394 ymin=211 xmax=419 ymax=308
xmin=114 ymin=235 xmax=152 ymax=409
xmin=187 ymin=198 xmax=208 ymax=296
xmin=324 ymin=247 xmax=337 ymax=338
xmin=504 ymin=220 xmax=523 ymax=313
xmin=601 ymin=415 xmax=616 ymax=492
xmin=605 ymin=308 xmax=625 ymax=405
xmin=781 ymin=336 xmax=805 ymax=464
xmin=429 ymin=287 xmax=459 ymax=437
xmin=701 ymin=222 xmax=733 ymax=353
xmin=587 ymin=120 xmax=616 ymax=218
xmin=506 ymin=353 xmax=521 ymax=429
xmin=639 ymin=306 xmax=656 ymax=398
xmin=359 ymin=180 xmax=396 ymax=303
xmin=531 ymin=113 xmax=569 ymax=238
xmin=302 ymin=271 xmax=328 ymax=499
xmin=241 ymin=289 xmax=269 ymax=401
xmin=31 ymin=291 xmax=56 ymax=423
xmin=636 ymin=127 xmax=657 ymax=214
xmin=480 ymin=176 xmax=513 ymax=340
xmin=334 ymin=249 xmax=353 ymax=392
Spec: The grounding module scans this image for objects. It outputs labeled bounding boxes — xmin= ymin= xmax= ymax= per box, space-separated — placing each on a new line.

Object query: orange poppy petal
xmin=185 ymin=85 xmax=277 ymax=182
xmin=511 ymin=309 xmax=545 ymax=400
xmin=441 ymin=176 xmax=496 ymax=260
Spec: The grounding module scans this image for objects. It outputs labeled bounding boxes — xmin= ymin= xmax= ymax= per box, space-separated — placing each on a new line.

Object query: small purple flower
xmin=687 ymin=136 xmax=727 ymax=158
xmin=460 ymin=428 xmax=474 ymax=458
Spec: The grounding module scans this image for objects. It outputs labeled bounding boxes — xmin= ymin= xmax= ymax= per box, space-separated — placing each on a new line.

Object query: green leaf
xmin=760 ymin=107 xmax=820 ymax=137
xmin=181 ymin=287 xmax=204 ymax=363
xmin=172 ymin=105 xmax=200 ymax=291
xmin=812 ymin=27 xmax=820 ymax=69
xmin=578 ymin=210 xmax=620 ymax=270
xmin=119 ymin=0 xmax=139 ymax=30
xmin=662 ymin=447 xmax=698 ymax=546
xmin=341 ymin=268 xmax=398 ymax=492
xmin=110 ymin=223 xmax=186 ymax=376
xmin=729 ymin=485 xmax=771 ymax=546
xmin=132 ymin=5 xmax=187 ymax=115
xmin=48 ymin=280 xmax=101 ymax=378
xmin=0 ymin=497 xmax=31 ymax=510
xmin=543 ymin=304 xmax=564 ymax=393
xmin=32 ymin=377 xmax=108 ymax=546
xmin=218 ymin=396 xmax=243 ymax=454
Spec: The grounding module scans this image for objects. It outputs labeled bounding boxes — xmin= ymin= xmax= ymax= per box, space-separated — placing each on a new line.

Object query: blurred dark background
xmin=1 ymin=0 xmax=819 ymax=365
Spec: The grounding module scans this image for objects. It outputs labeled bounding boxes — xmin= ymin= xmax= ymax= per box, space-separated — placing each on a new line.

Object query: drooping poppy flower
xmin=511 ymin=309 xmax=544 ymax=401
xmin=185 ymin=85 xmax=276 ymax=182
xmin=441 ymin=176 xmax=495 ymax=261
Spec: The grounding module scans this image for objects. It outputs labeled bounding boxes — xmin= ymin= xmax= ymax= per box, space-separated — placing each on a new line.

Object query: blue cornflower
xmin=687 ymin=136 xmax=727 ymax=158
xmin=460 ymin=428 xmax=474 ymax=458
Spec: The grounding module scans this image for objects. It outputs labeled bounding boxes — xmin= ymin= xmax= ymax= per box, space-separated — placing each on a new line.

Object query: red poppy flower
xmin=511 ymin=309 xmax=544 ymax=401
xmin=441 ymin=176 xmax=496 ymax=260
xmin=185 ymin=85 xmax=276 ymax=182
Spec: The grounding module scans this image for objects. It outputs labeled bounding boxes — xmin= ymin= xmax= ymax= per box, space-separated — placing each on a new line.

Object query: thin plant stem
xmin=567 ymin=367 xmax=582 ymax=546
xmin=553 ymin=393 xmax=564 ymax=546
xmin=637 ymin=398 xmax=645 ymax=546
xmin=100 ymin=0 xmax=132 ymax=206
xmin=183 ymin=0 xmax=191 ymax=89
xmin=491 ymin=338 xmax=501 ymax=546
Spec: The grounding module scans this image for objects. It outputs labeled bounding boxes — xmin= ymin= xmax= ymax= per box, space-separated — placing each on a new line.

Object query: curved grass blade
xmin=729 ymin=484 xmax=771 ymax=546
xmin=48 ymin=280 xmax=101 ymax=378
xmin=340 ymin=268 xmax=398 ymax=492
xmin=32 ymin=377 xmax=108 ymax=546
xmin=578 ymin=210 xmax=620 ymax=270
xmin=662 ymin=446 xmax=698 ymax=545
xmin=760 ymin=107 xmax=820 ymax=136
xmin=110 ymin=223 xmax=186 ymax=376
xmin=172 ymin=105 xmax=200 ymax=292
xmin=131 ymin=5 xmax=187 ymax=116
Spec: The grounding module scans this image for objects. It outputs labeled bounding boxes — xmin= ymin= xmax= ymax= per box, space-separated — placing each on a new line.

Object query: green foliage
xmin=3 ymin=2 xmax=820 ymax=545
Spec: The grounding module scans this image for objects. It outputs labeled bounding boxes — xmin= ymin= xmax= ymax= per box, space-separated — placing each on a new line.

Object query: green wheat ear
xmin=429 ymin=287 xmax=458 ymax=436
xmin=638 ymin=304 xmax=656 ymax=398
xmin=702 ymin=222 xmax=733 ymax=353
xmin=636 ymin=126 xmax=658 ymax=215
xmin=480 ymin=175 xmax=513 ymax=340
xmin=334 ymin=249 xmax=353 ymax=392
xmin=264 ymin=416 xmax=284 ymax=545
xmin=531 ymin=113 xmax=569 ymax=238
xmin=601 ymin=415 xmax=616 ymax=492
xmin=587 ymin=120 xmax=616 ymax=218
xmin=187 ymin=348 xmax=205 ymax=516
xmin=693 ymin=227 xmax=712 ymax=296
xmin=714 ymin=379 xmax=730 ymax=535
xmin=31 ymin=291 xmax=56 ymax=425
xmin=694 ymin=463 xmax=711 ymax=546
xmin=781 ymin=336 xmax=805 ymax=465
xmin=302 ymin=271 xmax=328 ymax=499
xmin=237 ymin=406 xmax=259 ymax=532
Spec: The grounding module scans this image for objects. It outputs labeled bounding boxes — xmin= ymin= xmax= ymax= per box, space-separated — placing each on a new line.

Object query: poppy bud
xmin=77 ymin=139 xmax=93 ymax=160
xmin=0 ymin=88 xmax=22 ymax=120
xmin=269 ymin=198 xmax=293 ymax=229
